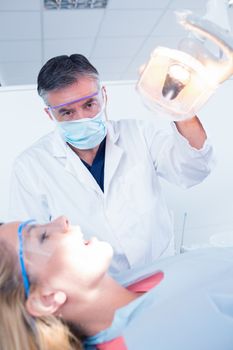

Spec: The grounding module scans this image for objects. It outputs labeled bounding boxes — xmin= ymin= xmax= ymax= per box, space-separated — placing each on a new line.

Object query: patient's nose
xmin=52 ymin=216 xmax=70 ymax=232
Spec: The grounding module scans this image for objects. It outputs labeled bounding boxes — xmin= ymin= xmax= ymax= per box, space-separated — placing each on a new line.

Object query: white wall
xmin=163 ymin=80 xmax=233 ymax=250
xmin=1 ymin=80 xmax=233 ymax=250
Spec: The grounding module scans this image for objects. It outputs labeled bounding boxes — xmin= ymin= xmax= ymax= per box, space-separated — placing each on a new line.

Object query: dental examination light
xmin=137 ymin=1 xmax=233 ymax=121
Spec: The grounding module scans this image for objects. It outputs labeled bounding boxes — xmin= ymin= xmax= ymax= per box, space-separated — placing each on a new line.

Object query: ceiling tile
xmin=0 ymin=0 xmax=40 ymax=11
xmin=227 ymin=7 xmax=233 ymax=32
xmin=107 ymin=0 xmax=170 ymax=9
xmin=124 ymin=36 xmax=184 ymax=79
xmin=0 ymin=40 xmax=41 ymax=62
xmin=151 ymin=9 xmax=189 ymax=37
xmin=98 ymin=9 xmax=163 ymax=36
xmin=139 ymin=35 xmax=183 ymax=56
xmin=102 ymin=71 xmax=122 ymax=80
xmin=152 ymin=7 xmax=209 ymax=37
xmin=1 ymin=0 xmax=232 ymax=87
xmin=91 ymin=56 xmax=132 ymax=76
xmin=43 ymin=38 xmax=96 ymax=62
xmin=43 ymin=10 xmax=105 ymax=39
xmin=121 ymin=57 xmax=143 ymax=80
xmin=91 ymin=36 xmax=146 ymax=58
xmin=120 ymin=70 xmax=138 ymax=80
xmin=0 ymin=12 xmax=41 ymax=40
xmin=169 ymin=0 xmax=208 ymax=10
xmin=0 ymin=61 xmax=41 ymax=86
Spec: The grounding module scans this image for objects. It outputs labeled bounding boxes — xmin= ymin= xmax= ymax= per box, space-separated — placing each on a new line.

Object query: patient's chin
xmin=101 ymin=241 xmax=114 ymax=261
xmin=97 ymin=241 xmax=114 ymax=273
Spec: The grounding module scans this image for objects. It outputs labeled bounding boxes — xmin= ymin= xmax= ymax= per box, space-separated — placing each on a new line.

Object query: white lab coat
xmin=8 ymin=119 xmax=214 ymax=273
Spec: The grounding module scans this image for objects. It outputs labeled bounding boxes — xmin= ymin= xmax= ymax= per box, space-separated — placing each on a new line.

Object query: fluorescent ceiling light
xmin=44 ymin=0 xmax=108 ymax=10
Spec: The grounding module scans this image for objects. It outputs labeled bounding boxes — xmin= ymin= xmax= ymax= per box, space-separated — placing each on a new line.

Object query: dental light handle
xmin=179 ymin=12 xmax=233 ymax=83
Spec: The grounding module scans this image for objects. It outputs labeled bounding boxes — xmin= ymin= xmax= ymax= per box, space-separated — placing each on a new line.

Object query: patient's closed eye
xmin=39 ymin=231 xmax=49 ymax=243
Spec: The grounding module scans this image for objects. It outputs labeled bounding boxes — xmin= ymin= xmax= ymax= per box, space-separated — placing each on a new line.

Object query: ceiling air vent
xmin=44 ymin=0 xmax=108 ymax=10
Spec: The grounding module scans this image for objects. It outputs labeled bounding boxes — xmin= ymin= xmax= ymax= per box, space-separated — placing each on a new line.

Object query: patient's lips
xmin=84 ymin=237 xmax=99 ymax=246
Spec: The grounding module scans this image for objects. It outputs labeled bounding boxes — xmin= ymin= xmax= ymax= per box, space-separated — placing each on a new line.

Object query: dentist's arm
xmin=175 ymin=115 xmax=207 ymax=150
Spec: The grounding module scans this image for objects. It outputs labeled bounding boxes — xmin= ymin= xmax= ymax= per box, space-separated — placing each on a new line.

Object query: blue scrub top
xmin=81 ymin=137 xmax=106 ymax=192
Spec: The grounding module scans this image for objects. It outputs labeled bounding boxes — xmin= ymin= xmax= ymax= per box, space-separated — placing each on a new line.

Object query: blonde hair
xmin=0 ymin=241 xmax=82 ymax=350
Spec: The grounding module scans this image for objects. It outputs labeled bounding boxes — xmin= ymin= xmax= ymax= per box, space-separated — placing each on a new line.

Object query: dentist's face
xmin=0 ymin=217 xmax=113 ymax=292
xmin=46 ymin=77 xmax=103 ymax=122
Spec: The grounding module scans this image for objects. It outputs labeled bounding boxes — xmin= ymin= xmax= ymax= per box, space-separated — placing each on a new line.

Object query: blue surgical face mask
xmin=56 ymin=107 xmax=107 ymax=150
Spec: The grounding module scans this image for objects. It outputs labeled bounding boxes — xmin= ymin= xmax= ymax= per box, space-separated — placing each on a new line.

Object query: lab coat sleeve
xmin=8 ymin=159 xmax=50 ymax=222
xmin=139 ymin=120 xmax=215 ymax=188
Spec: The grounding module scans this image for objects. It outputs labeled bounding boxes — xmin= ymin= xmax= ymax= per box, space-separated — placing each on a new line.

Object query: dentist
xmin=8 ymin=54 xmax=214 ymax=273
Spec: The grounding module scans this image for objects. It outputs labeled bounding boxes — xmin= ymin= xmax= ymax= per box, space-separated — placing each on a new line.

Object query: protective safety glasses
xmin=18 ymin=220 xmax=36 ymax=297
xmin=47 ymin=89 xmax=105 ymax=122
xmin=47 ymin=91 xmax=99 ymax=111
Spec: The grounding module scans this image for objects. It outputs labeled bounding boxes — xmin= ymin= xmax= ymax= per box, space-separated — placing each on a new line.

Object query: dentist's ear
xmin=102 ymin=86 xmax=108 ymax=104
xmin=102 ymin=86 xmax=108 ymax=121
xmin=44 ymin=107 xmax=53 ymax=121
xmin=26 ymin=288 xmax=67 ymax=317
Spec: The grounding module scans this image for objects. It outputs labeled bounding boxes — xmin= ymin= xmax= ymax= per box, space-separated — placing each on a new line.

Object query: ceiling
xmin=0 ymin=0 xmax=232 ymax=86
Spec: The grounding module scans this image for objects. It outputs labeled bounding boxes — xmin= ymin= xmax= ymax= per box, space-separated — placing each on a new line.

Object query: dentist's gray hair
xmin=37 ymin=54 xmax=100 ymax=105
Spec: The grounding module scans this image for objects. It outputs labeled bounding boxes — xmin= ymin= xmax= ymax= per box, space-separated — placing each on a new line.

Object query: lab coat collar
xmin=106 ymin=120 xmax=120 ymax=144
xmin=49 ymin=129 xmax=102 ymax=194
xmin=51 ymin=128 xmax=68 ymax=158
xmin=104 ymin=121 xmax=123 ymax=193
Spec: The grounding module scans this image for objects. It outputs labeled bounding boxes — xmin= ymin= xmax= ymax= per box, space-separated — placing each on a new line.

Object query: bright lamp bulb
xmin=162 ymin=64 xmax=191 ymax=100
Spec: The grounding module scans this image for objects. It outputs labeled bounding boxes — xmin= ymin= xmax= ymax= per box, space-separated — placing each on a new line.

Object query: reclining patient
xmin=0 ymin=216 xmax=233 ymax=350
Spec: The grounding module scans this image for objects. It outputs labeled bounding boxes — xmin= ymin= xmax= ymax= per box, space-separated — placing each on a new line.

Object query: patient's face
xmin=0 ymin=217 xmax=113 ymax=292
